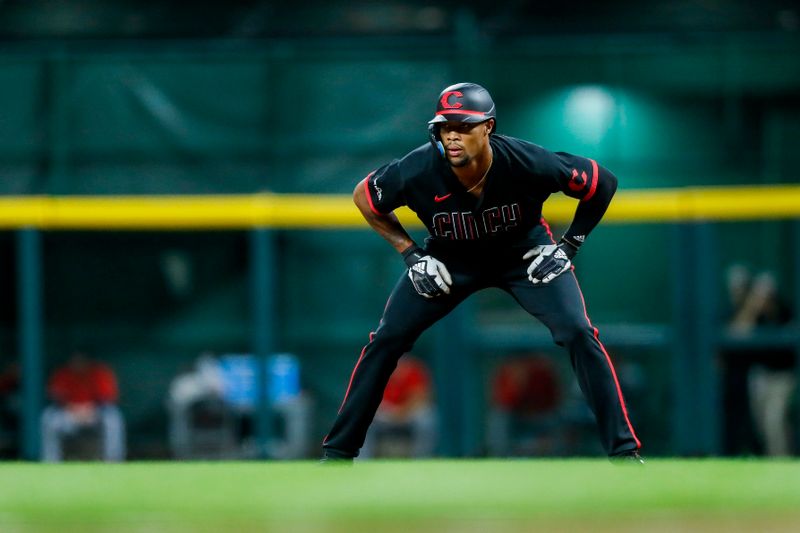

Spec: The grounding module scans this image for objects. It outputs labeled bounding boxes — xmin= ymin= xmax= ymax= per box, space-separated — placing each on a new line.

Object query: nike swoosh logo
xmin=434 ymin=193 xmax=452 ymax=202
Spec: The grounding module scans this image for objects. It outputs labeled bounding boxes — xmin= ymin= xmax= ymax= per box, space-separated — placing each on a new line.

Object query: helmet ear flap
xmin=428 ymin=124 xmax=445 ymax=158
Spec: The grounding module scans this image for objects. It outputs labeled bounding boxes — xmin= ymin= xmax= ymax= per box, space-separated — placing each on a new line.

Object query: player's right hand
xmin=402 ymin=246 xmax=453 ymax=298
xmin=523 ymin=240 xmax=577 ymax=285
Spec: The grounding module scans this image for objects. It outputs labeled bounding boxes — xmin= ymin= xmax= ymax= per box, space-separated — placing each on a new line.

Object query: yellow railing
xmin=0 ymin=184 xmax=799 ymax=230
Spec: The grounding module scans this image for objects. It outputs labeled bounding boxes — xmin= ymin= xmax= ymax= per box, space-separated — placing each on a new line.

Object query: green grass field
xmin=1 ymin=459 xmax=799 ymax=532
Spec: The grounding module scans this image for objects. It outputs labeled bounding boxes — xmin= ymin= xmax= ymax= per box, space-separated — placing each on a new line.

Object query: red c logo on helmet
xmin=440 ymin=91 xmax=463 ymax=109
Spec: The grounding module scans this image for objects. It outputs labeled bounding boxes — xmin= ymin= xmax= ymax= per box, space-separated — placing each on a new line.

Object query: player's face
xmin=439 ymin=120 xmax=493 ymax=167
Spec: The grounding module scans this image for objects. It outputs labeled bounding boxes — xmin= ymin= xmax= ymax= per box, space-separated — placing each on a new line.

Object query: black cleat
xmin=610 ymin=449 xmax=645 ymax=465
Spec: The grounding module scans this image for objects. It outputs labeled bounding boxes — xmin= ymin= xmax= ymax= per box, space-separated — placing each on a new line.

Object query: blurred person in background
xmin=167 ymin=352 xmax=313 ymax=460
xmin=724 ymin=265 xmax=795 ymax=457
xmin=487 ymin=355 xmax=562 ymax=457
xmin=721 ymin=264 xmax=758 ymax=455
xmin=41 ymin=351 xmax=126 ymax=462
xmin=166 ymin=351 xmax=229 ymax=459
xmin=361 ymin=355 xmax=436 ymax=458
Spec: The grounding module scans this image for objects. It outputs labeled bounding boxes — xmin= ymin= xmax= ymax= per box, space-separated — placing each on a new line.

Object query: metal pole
xmin=433 ymin=318 xmax=461 ymax=457
xmin=670 ymin=223 xmax=694 ymax=455
xmin=455 ymin=301 xmax=481 ymax=457
xmin=694 ymin=222 xmax=720 ymax=455
xmin=250 ymin=228 xmax=276 ymax=458
xmin=793 ymin=220 xmax=800 ymax=451
xmin=17 ymin=228 xmax=44 ymax=461
xmin=436 ymin=300 xmax=480 ymax=457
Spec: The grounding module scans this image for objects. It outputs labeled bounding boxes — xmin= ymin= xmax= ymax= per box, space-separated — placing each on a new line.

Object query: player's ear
xmin=484 ymin=119 xmax=495 ymax=136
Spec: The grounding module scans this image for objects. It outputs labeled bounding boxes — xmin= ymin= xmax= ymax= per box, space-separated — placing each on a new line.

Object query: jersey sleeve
xmin=539 ymin=151 xmax=603 ymax=202
xmin=519 ymin=141 xmax=617 ymax=246
xmin=363 ymin=160 xmax=406 ymax=215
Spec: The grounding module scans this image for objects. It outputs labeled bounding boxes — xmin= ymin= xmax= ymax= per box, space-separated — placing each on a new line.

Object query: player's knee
xmin=552 ymin=317 xmax=593 ymax=347
xmin=370 ymin=324 xmax=416 ymax=353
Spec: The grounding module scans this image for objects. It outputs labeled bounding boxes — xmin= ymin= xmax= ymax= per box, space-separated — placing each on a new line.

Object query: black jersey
xmin=363 ymin=134 xmax=612 ymax=249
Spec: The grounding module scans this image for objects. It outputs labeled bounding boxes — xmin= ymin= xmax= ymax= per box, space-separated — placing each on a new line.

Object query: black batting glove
xmin=523 ymin=239 xmax=579 ymax=285
xmin=402 ymin=245 xmax=453 ymax=298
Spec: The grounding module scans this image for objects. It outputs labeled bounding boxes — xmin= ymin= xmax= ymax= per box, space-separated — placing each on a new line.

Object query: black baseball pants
xmin=323 ymin=245 xmax=641 ymax=458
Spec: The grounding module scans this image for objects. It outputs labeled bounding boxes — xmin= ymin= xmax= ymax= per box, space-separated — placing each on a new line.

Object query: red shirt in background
xmin=492 ymin=357 xmax=560 ymax=414
xmin=381 ymin=357 xmax=431 ymax=409
xmin=48 ymin=363 xmax=119 ymax=406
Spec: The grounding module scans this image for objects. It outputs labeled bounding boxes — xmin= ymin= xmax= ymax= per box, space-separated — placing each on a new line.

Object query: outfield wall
xmin=2 ymin=187 xmax=798 ymax=460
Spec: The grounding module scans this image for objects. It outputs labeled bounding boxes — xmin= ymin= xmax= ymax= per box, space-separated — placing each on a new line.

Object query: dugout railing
xmin=3 ymin=184 xmax=800 ymax=459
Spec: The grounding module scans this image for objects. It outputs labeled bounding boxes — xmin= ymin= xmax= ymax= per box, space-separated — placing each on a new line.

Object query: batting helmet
xmin=428 ymin=82 xmax=496 ymax=125
xmin=428 ymin=82 xmax=496 ymax=158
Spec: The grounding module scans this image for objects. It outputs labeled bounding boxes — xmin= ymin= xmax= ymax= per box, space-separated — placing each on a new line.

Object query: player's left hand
xmin=523 ymin=240 xmax=578 ymax=284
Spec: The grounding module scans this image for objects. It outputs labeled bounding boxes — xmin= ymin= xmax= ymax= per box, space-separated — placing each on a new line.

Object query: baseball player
xmin=322 ymin=82 xmax=642 ymax=462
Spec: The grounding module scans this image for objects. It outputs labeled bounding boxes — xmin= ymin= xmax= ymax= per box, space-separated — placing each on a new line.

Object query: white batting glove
xmin=523 ymin=240 xmax=578 ymax=285
xmin=402 ymin=246 xmax=453 ymax=298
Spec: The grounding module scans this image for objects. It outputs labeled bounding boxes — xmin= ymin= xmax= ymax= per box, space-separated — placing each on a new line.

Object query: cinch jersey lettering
xmin=432 ymin=203 xmax=520 ymax=240
xmin=363 ymin=134 xmax=605 ymax=248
